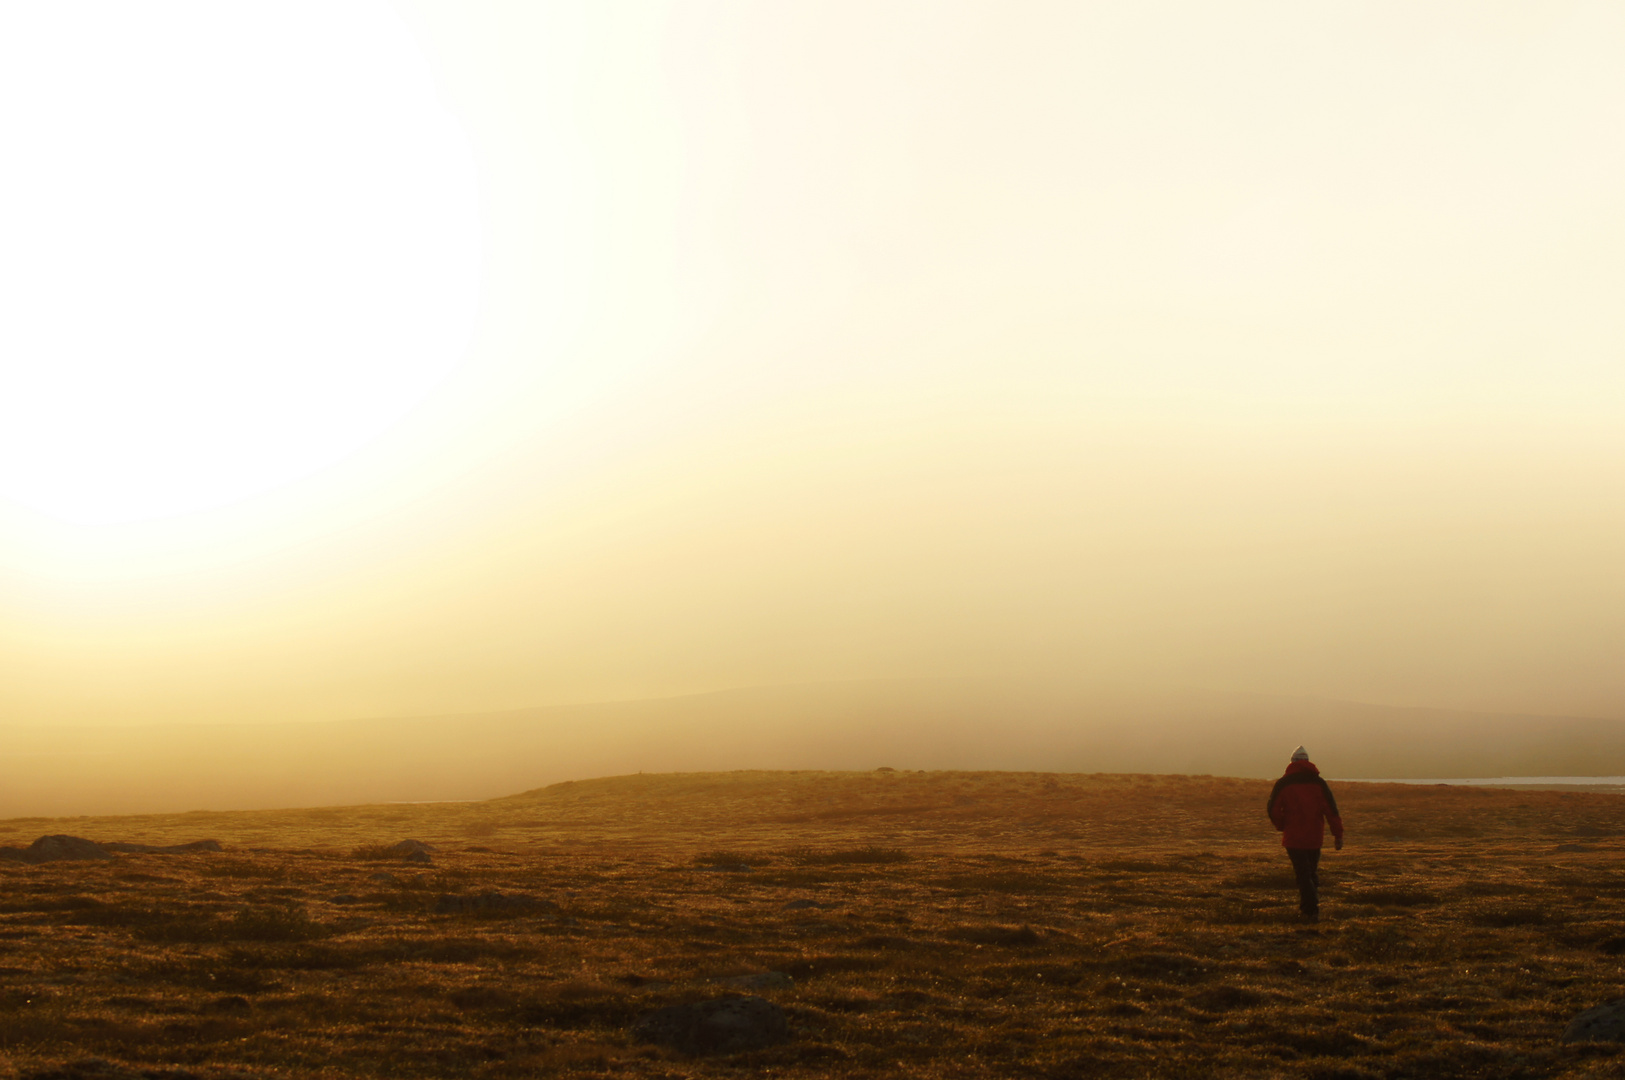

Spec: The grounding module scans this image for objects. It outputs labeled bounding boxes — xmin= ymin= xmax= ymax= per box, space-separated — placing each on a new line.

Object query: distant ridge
xmin=2 ymin=679 xmax=1622 ymax=817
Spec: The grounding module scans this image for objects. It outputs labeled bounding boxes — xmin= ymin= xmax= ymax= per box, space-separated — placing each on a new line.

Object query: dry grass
xmin=0 ymin=770 xmax=1624 ymax=1078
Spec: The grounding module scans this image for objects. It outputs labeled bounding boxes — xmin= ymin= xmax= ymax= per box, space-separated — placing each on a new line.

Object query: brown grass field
xmin=3 ymin=770 xmax=1625 ymax=1079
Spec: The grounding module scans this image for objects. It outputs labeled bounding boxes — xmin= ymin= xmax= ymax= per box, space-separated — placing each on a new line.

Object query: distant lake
xmin=1349 ymin=776 xmax=1625 ymax=789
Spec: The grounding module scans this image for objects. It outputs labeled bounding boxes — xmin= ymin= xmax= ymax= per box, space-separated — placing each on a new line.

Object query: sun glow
xmin=0 ymin=2 xmax=480 ymax=526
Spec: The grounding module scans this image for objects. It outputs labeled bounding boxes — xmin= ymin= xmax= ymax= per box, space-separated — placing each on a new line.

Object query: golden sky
xmin=2 ymin=1 xmax=1623 ymax=729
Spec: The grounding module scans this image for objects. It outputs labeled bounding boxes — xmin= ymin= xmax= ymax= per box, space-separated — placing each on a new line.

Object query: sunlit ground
xmin=1 ymin=772 xmax=1624 ymax=1078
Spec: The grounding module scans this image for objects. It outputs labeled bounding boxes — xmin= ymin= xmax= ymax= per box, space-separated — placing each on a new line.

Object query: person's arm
xmin=1266 ymin=781 xmax=1287 ymax=831
xmin=1318 ymin=778 xmax=1344 ymax=850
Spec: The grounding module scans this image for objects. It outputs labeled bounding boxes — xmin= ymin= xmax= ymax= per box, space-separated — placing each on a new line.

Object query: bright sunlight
xmin=0 ymin=2 xmax=480 ymax=525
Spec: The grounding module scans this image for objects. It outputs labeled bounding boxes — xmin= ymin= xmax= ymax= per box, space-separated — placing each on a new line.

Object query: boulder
xmin=631 ymin=995 xmax=789 ymax=1055
xmin=1564 ymin=998 xmax=1625 ymax=1042
xmin=101 ymin=840 xmax=222 ymax=855
xmin=434 ymin=891 xmax=557 ymax=915
xmin=720 ymin=972 xmax=792 ymax=991
xmin=388 ymin=840 xmax=436 ymax=856
xmin=6 ymin=836 xmax=115 ymax=864
xmin=17 ymin=1057 xmax=211 ymax=1080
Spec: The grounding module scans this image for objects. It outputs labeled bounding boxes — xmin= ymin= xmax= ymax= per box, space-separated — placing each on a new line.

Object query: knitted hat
xmin=1290 ymin=745 xmax=1309 ymax=762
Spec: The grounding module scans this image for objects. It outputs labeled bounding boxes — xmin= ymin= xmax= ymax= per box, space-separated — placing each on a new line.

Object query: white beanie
xmin=1290 ymin=745 xmax=1309 ymax=762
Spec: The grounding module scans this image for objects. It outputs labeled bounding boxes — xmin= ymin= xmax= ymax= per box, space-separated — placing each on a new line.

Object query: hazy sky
xmin=2 ymin=1 xmax=1623 ymax=728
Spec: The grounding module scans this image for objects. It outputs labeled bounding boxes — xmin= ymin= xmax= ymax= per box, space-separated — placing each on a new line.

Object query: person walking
xmin=1267 ymin=746 xmax=1344 ymax=923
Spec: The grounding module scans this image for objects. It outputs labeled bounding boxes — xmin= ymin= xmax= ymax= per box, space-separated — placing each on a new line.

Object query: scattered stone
xmin=20 ymin=1060 xmax=132 ymax=1080
xmin=697 ymin=863 xmax=753 ymax=873
xmin=0 ymin=836 xmax=114 ymax=864
xmin=448 ymin=985 xmax=514 ymax=1010
xmin=720 ymin=971 xmax=792 ymax=990
xmin=388 ymin=839 xmax=436 ymax=856
xmin=1554 ymin=843 xmax=1597 ymax=853
xmin=329 ymin=894 xmax=361 ymax=905
xmin=1189 ymin=985 xmax=1265 ymax=1012
xmin=19 ymin=1059 xmax=213 ymax=1080
xmin=1564 ymin=998 xmax=1625 ymax=1042
xmin=631 ymin=995 xmax=789 ymax=1054
xmin=367 ymin=872 xmax=399 ymax=884
xmin=434 ymin=891 xmax=558 ymax=915
xmin=956 ymin=924 xmax=1041 ymax=947
xmin=784 ymin=899 xmax=824 ymax=910
xmin=100 ymin=840 xmax=223 ymax=855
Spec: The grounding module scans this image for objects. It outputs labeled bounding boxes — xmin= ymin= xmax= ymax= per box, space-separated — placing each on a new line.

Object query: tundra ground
xmin=1 ymin=770 xmax=1624 ymax=1078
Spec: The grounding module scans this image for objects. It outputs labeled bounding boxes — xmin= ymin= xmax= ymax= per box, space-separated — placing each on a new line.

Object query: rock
xmin=367 ymin=872 xmax=399 ymax=884
xmin=329 ymin=894 xmax=361 ymax=905
xmin=631 ymin=995 xmax=789 ymax=1054
xmin=1564 ymin=998 xmax=1625 ymax=1042
xmin=19 ymin=1060 xmax=134 ymax=1080
xmin=720 ymin=971 xmax=792 ymax=990
xmin=8 ymin=836 xmax=115 ymax=864
xmin=784 ymin=899 xmax=823 ymax=910
xmin=17 ymin=1058 xmax=210 ymax=1080
xmin=957 ymin=924 xmax=1041 ymax=946
xmin=101 ymin=840 xmax=222 ymax=855
xmin=434 ymin=891 xmax=557 ymax=915
xmin=404 ymin=850 xmax=433 ymax=865
xmin=388 ymin=839 xmax=436 ymax=856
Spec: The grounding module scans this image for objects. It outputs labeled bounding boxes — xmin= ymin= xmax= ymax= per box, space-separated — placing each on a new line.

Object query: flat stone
xmin=101 ymin=840 xmax=222 ymax=855
xmin=434 ymin=891 xmax=557 ymax=915
xmin=388 ymin=839 xmax=436 ymax=856
xmin=16 ymin=836 xmax=114 ymax=863
xmin=1564 ymin=998 xmax=1625 ymax=1042
xmin=720 ymin=971 xmax=792 ymax=990
xmin=631 ymin=995 xmax=789 ymax=1055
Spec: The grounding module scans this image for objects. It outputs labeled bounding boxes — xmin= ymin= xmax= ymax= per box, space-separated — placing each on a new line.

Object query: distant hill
xmin=3 ymin=679 xmax=1623 ymax=816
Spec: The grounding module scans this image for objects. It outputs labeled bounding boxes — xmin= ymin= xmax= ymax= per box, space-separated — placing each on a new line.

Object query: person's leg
xmin=1286 ymin=848 xmax=1319 ymax=920
xmin=1304 ymin=848 xmax=1320 ymax=918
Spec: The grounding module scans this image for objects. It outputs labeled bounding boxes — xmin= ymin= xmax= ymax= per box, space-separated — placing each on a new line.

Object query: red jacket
xmin=1267 ymin=760 xmax=1344 ymax=850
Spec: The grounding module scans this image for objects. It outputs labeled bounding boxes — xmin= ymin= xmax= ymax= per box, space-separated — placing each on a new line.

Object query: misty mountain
xmin=5 ymin=680 xmax=1624 ymax=817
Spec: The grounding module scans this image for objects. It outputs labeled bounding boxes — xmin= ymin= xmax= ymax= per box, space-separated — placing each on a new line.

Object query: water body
xmin=1350 ymin=777 xmax=1625 ymax=790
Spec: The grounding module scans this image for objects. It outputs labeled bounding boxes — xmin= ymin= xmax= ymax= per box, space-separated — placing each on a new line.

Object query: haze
xmin=2 ymin=2 xmax=1623 ymax=805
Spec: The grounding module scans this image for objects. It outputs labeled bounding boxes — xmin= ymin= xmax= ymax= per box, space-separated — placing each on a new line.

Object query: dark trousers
xmin=1286 ymin=847 xmax=1321 ymax=917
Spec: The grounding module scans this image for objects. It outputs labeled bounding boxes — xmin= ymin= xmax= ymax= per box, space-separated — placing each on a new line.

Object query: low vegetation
xmin=0 ymin=770 xmax=1622 ymax=1077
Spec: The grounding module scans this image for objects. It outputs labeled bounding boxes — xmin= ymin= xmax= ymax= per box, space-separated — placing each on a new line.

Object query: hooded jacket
xmin=1267 ymin=760 xmax=1344 ymax=850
